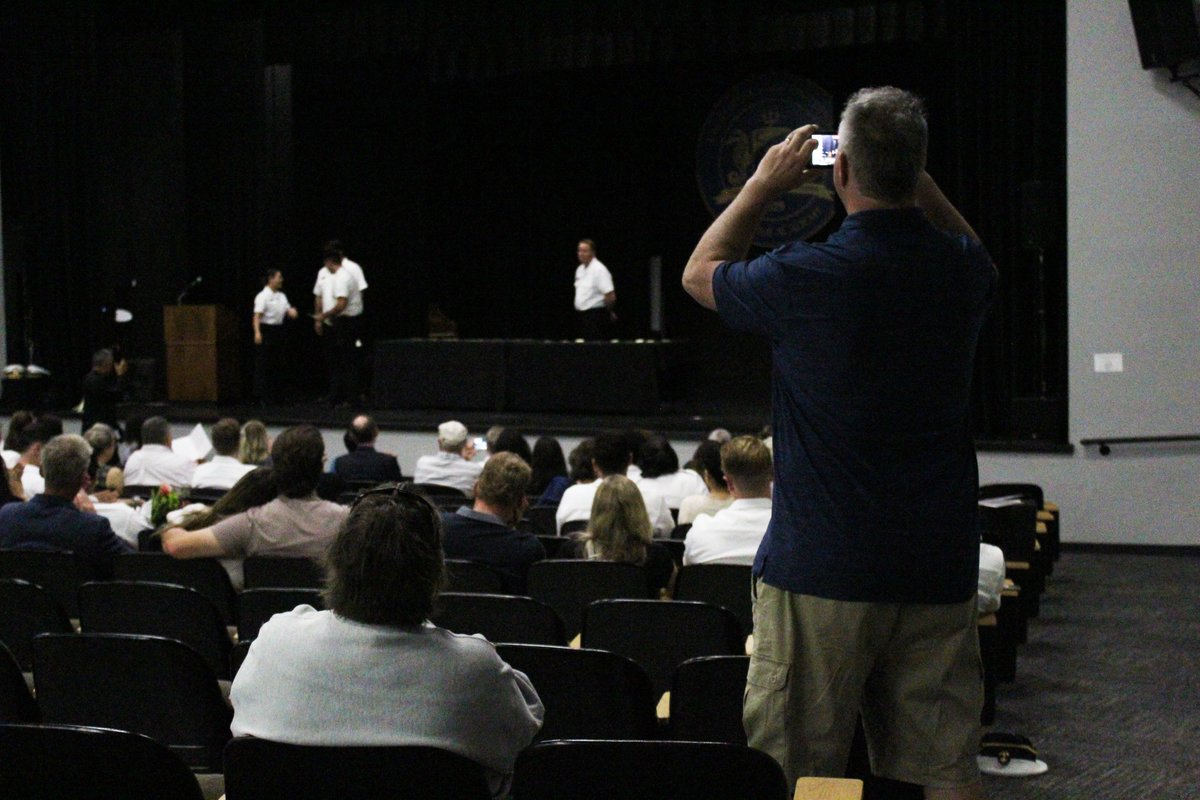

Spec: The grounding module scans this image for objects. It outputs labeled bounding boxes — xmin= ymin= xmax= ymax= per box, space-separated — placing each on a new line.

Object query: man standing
xmin=441 ymin=452 xmax=546 ymax=594
xmin=0 ymin=434 xmax=133 ymax=575
xmin=572 ymin=239 xmax=616 ymax=340
xmin=314 ymin=241 xmax=366 ymax=405
xmin=81 ymin=348 xmax=127 ymax=432
xmin=683 ymin=87 xmax=995 ymax=798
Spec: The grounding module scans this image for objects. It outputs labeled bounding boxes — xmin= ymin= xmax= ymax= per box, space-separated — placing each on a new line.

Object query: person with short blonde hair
xmin=683 ymin=436 xmax=773 ymax=567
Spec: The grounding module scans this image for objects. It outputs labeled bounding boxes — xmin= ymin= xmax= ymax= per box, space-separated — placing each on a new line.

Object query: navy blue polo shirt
xmin=713 ymin=208 xmax=995 ymax=603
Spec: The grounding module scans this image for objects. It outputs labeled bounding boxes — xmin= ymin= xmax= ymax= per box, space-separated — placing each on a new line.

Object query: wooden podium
xmin=164 ymin=305 xmax=240 ymax=402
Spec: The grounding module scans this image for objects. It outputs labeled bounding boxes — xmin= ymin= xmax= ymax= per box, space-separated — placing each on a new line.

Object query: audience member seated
xmin=556 ymin=433 xmax=672 ymax=536
xmin=192 ymin=417 xmax=257 ymax=490
xmin=333 ymin=415 xmax=402 ymax=484
xmin=123 ymin=416 xmax=196 ymax=489
xmin=91 ymin=496 xmax=152 ymax=549
xmin=1 ymin=460 xmax=25 ymax=506
xmin=239 ymin=420 xmax=272 ymax=466
xmin=621 ymin=429 xmax=650 ymax=481
xmin=83 ymin=423 xmax=124 ymax=501
xmin=978 ymin=542 xmax=1006 ymax=614
xmin=118 ymin=411 xmax=146 ymax=464
xmin=162 ymin=425 xmax=347 ymax=585
xmin=229 ymin=485 xmax=543 ymax=799
xmin=683 ymin=436 xmax=773 ymax=566
xmin=565 ymin=475 xmax=676 ymax=598
xmin=413 ymin=420 xmax=483 ymax=496
xmin=490 ymin=429 xmax=532 ymax=465
xmin=441 ymin=453 xmax=546 ymax=594
xmin=13 ymin=414 xmax=63 ymax=498
xmin=529 ymin=436 xmax=570 ymax=504
xmin=1 ymin=410 xmax=34 ymax=468
xmin=634 ymin=434 xmax=707 ymax=509
xmin=677 ymin=440 xmax=734 ymax=525
xmin=0 ymin=434 xmax=132 ymax=574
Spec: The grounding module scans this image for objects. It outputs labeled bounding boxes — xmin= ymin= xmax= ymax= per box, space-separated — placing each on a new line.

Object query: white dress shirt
xmin=123 ymin=444 xmax=196 ymax=489
xmin=978 ymin=543 xmax=1006 ymax=614
xmin=677 ymin=493 xmax=734 ymax=526
xmin=1 ymin=450 xmax=19 ymax=469
xmin=314 ymin=258 xmax=367 ymax=307
xmin=93 ymin=501 xmax=153 ymax=548
xmin=20 ymin=464 xmax=44 ymax=497
xmin=573 ymin=258 xmax=614 ymax=311
xmin=320 ymin=267 xmax=364 ymax=318
xmin=191 ymin=455 xmax=257 ymax=490
xmin=253 ymin=287 xmax=293 ymax=325
xmin=682 ymin=497 xmax=773 ymax=566
xmin=555 ymin=477 xmax=674 ymax=537
xmin=413 ymin=451 xmax=483 ymax=496
xmin=635 ymin=469 xmax=708 ymax=509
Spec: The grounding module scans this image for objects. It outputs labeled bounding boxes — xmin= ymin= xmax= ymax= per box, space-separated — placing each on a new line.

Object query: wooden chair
xmin=223 ymin=737 xmax=491 ymax=799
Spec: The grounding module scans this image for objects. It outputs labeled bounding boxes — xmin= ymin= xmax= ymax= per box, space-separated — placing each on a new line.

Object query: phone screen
xmin=810 ymin=133 xmax=839 ymax=167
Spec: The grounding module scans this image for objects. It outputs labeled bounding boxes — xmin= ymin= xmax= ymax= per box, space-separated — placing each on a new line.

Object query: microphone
xmin=176 ymin=275 xmax=203 ymax=305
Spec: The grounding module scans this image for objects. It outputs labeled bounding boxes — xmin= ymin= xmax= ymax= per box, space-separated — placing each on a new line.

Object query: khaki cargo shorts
xmin=744 ymin=581 xmax=982 ymax=788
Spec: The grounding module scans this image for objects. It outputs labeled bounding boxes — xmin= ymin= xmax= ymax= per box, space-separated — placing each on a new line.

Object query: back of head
xmin=475 ymin=452 xmax=532 ymax=513
xmin=691 ymin=439 xmax=726 ymax=487
xmin=592 ymin=432 xmax=630 ymax=477
xmin=350 ymin=415 xmax=378 ymax=446
xmin=271 ymin=424 xmax=325 ymax=498
xmin=485 ymin=425 xmax=505 ymax=451
xmin=321 ymin=239 xmax=344 ymax=264
xmin=437 ymin=420 xmax=468 ymax=453
xmin=324 ymin=492 xmax=445 ymax=626
xmin=839 ymin=86 xmax=928 ymax=205
xmin=491 ymin=429 xmax=532 ymax=464
xmin=41 ymin=434 xmax=92 ymax=494
xmin=239 ymin=420 xmax=270 ymax=465
xmin=720 ymin=435 xmax=773 ymax=496
xmin=141 ymin=416 xmax=172 ymax=447
xmin=567 ymin=439 xmax=596 ymax=482
xmin=638 ymin=435 xmax=679 ymax=479
xmin=5 ymin=410 xmax=35 ymax=453
xmin=531 ymin=436 xmax=567 ymax=489
xmin=23 ymin=415 xmax=64 ymax=452
xmin=83 ymin=423 xmax=116 ymax=456
xmin=91 ymin=348 xmax=114 ymax=371
xmin=587 ymin=474 xmax=652 ymax=564
xmin=211 ymin=418 xmax=241 ymax=457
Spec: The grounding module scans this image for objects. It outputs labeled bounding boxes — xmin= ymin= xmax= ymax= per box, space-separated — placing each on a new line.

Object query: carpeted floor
xmin=981 ymin=550 xmax=1200 ymax=800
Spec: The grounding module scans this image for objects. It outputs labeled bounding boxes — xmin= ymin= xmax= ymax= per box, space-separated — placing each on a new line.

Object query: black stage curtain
xmin=1 ymin=0 xmax=1065 ymax=440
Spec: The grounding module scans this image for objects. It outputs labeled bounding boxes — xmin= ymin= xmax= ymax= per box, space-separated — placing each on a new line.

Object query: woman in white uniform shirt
xmin=252 ymin=269 xmax=298 ymax=403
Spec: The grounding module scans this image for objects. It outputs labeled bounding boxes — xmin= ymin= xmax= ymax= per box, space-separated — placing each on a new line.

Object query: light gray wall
xmin=977 ymin=3 xmax=1200 ymax=545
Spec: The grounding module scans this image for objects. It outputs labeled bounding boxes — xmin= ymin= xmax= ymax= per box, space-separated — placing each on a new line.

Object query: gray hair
xmin=83 ymin=423 xmax=117 ymax=454
xmin=42 ymin=434 xmax=93 ymax=492
xmin=838 ymin=86 xmax=927 ymax=204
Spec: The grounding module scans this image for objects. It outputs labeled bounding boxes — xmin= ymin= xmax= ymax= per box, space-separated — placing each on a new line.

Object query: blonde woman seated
xmin=569 ymin=474 xmax=676 ymax=598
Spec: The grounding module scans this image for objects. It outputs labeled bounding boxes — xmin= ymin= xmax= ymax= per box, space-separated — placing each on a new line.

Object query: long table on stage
xmin=372 ymin=339 xmax=688 ymax=414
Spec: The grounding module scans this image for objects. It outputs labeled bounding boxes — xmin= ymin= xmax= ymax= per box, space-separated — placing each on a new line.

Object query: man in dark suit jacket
xmin=332 ymin=415 xmax=402 ymax=485
xmin=441 ymin=452 xmax=545 ymax=594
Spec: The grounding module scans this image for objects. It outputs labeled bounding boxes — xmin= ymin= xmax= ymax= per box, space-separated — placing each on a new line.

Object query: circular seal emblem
xmin=697 ymin=74 xmax=837 ymax=248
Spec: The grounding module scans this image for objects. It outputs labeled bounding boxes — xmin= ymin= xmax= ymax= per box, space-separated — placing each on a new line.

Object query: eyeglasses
xmin=350 ymin=482 xmax=438 ymax=518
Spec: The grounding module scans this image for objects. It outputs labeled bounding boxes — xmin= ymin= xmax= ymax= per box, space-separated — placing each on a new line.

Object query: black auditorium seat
xmin=0 ymin=642 xmax=38 ymax=723
xmin=444 ymin=560 xmax=507 ymax=594
xmin=237 ymin=588 xmax=324 ymax=642
xmin=0 ymin=579 xmax=73 ymax=672
xmin=668 ymin=655 xmax=750 ymax=744
xmin=431 ymin=593 xmax=566 ymax=646
xmin=526 ymin=560 xmax=648 ymax=640
xmin=673 ymin=563 xmax=754 ymax=636
xmin=111 ymin=553 xmax=237 ymax=625
xmin=243 ymin=555 xmax=325 ymax=590
xmin=0 ymin=549 xmax=95 ymax=618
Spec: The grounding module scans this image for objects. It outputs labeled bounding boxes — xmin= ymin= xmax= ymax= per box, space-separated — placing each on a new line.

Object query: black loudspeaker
xmin=1129 ymin=0 xmax=1200 ymax=69
xmin=1019 ymin=181 xmax=1063 ymax=250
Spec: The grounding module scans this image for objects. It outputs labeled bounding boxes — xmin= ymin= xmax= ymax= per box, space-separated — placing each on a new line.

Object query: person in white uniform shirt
xmin=192 ymin=418 xmax=257 ymax=490
xmin=573 ymin=238 xmax=617 ymax=340
xmin=977 ymin=542 xmax=1006 ymax=615
xmin=12 ymin=414 xmax=64 ymax=498
xmin=634 ymin=434 xmax=708 ymax=510
xmin=413 ymin=420 xmax=484 ymax=496
xmin=683 ymin=436 xmax=774 ymax=566
xmin=122 ymin=416 xmax=196 ymax=489
xmin=252 ymin=269 xmax=298 ymax=404
xmin=314 ymin=242 xmax=366 ymax=405
xmin=556 ymin=432 xmax=673 ymax=536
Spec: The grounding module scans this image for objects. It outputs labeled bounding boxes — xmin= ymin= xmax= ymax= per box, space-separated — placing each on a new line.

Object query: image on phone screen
xmin=810 ymin=134 xmax=838 ymax=167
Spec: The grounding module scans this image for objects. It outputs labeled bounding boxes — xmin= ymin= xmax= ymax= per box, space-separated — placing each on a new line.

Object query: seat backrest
xmin=674 ymin=563 xmax=754 ymax=635
xmin=656 ymin=538 xmax=684 ymax=567
xmin=78 ymin=581 xmax=233 ymax=679
xmin=0 ymin=550 xmax=94 ymax=617
xmin=410 ymin=482 xmax=468 ymax=497
xmin=536 ymin=534 xmax=568 ymax=558
xmin=444 ymin=559 xmax=507 ymax=593
xmin=0 ymin=723 xmax=204 ymax=800
xmin=979 ymin=502 xmax=1038 ymax=561
xmin=670 ymin=655 xmax=751 ymax=744
xmin=238 ymin=588 xmax=324 ymax=642
xmin=0 ymin=579 xmax=73 ymax=672
xmin=513 ymin=739 xmax=789 ymax=800
xmin=0 ymin=642 xmax=38 ymax=723
xmin=495 ymin=644 xmax=658 ymax=741
xmin=582 ymin=599 xmax=745 ymax=696
xmin=33 ymin=633 xmax=232 ymax=770
xmin=243 ymin=555 xmax=326 ymax=590
xmin=185 ymin=487 xmax=227 ymax=505
xmin=526 ymin=505 xmax=559 ymax=537
xmin=526 ymin=560 xmax=648 ymax=639
xmin=223 ymin=737 xmax=492 ymax=800
xmin=980 ymin=482 xmax=1044 ymax=508
xmin=432 ymin=593 xmax=566 ymax=646
xmin=111 ymin=554 xmax=237 ymax=624
xmin=560 ymin=519 xmax=588 ymax=536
